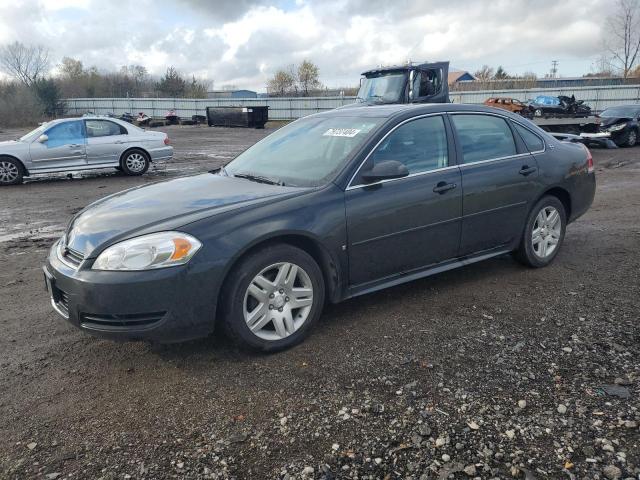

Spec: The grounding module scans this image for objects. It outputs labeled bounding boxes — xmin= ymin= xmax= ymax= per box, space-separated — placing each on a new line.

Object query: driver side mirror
xmin=361 ymin=160 xmax=409 ymax=183
xmin=37 ymin=134 xmax=48 ymax=143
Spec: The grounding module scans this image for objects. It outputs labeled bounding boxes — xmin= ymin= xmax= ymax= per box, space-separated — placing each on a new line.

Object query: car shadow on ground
xmin=148 ymin=252 xmax=527 ymax=364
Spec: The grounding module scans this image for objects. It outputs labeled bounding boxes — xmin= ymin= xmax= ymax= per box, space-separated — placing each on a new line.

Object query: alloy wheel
xmin=243 ymin=262 xmax=314 ymax=341
xmin=532 ymin=206 xmax=561 ymax=258
xmin=0 ymin=161 xmax=19 ymax=184
xmin=125 ymin=153 xmax=146 ymax=173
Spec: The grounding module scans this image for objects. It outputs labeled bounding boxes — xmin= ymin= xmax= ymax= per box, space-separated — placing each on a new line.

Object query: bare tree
xmin=267 ymin=68 xmax=296 ymax=96
xmin=473 ymin=65 xmax=494 ymax=81
xmin=0 ymin=41 xmax=50 ymax=86
xmin=297 ymin=59 xmax=321 ymax=96
xmin=605 ymin=0 xmax=640 ymax=77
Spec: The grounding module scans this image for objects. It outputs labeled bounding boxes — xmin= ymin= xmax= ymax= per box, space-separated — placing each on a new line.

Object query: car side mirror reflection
xmin=361 ymin=160 xmax=409 ymax=183
xmin=37 ymin=134 xmax=48 ymax=143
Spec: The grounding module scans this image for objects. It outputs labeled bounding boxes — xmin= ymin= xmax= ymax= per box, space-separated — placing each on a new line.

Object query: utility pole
xmin=550 ymin=60 xmax=559 ymax=78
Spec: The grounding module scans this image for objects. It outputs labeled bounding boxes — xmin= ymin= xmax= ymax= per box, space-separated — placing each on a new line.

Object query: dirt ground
xmin=0 ymin=124 xmax=638 ymax=480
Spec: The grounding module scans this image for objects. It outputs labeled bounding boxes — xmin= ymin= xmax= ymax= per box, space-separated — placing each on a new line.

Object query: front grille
xmin=62 ymin=247 xmax=85 ymax=267
xmin=80 ymin=311 xmax=166 ymax=330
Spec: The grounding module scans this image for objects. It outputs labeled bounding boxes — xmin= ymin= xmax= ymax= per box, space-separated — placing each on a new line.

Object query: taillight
xmin=585 ymin=147 xmax=594 ymax=173
xmin=164 ymin=135 xmax=170 ymax=145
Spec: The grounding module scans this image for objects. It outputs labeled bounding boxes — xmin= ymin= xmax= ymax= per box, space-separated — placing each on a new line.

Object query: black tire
xmin=0 ymin=157 xmax=24 ymax=186
xmin=615 ymin=128 xmax=637 ymax=148
xmin=220 ymin=244 xmax=325 ymax=352
xmin=513 ymin=195 xmax=567 ymax=268
xmin=114 ymin=166 xmax=123 ymax=172
xmin=120 ymin=149 xmax=150 ymax=176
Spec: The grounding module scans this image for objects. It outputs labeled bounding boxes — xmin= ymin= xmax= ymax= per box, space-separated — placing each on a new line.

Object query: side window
xmin=86 ymin=120 xmax=126 ymax=138
xmin=368 ymin=116 xmax=448 ymax=175
xmin=412 ymin=69 xmax=441 ymax=98
xmin=451 ymin=114 xmax=517 ymax=163
xmin=45 ymin=121 xmax=85 ymax=148
xmin=513 ymin=123 xmax=544 ymax=152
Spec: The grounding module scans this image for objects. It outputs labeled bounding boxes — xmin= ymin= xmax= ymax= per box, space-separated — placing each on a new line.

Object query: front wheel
xmin=221 ymin=244 xmax=325 ymax=351
xmin=514 ymin=196 xmax=566 ymax=268
xmin=0 ymin=157 xmax=24 ymax=186
xmin=121 ymin=150 xmax=150 ymax=176
xmin=615 ymin=128 xmax=637 ymax=147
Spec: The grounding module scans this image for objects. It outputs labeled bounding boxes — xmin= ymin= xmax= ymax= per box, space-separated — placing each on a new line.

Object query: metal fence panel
xmin=65 ymin=85 xmax=640 ymax=120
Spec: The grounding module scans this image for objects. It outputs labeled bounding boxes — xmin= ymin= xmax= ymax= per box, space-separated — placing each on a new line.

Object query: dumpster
xmin=206 ymin=106 xmax=269 ymax=129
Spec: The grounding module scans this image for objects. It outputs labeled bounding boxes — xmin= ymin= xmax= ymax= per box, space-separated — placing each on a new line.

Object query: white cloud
xmin=0 ymin=0 xmax=613 ymax=91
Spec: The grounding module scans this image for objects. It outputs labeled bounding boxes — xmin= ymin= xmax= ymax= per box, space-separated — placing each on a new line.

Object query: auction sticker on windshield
xmin=323 ymin=128 xmax=361 ymax=138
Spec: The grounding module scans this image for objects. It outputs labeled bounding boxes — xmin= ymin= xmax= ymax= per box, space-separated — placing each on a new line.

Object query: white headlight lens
xmin=608 ymin=123 xmax=626 ymax=132
xmin=92 ymin=232 xmax=202 ymax=271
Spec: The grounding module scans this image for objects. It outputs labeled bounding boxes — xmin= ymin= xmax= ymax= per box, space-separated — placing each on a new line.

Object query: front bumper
xmin=578 ymin=132 xmax=618 ymax=149
xmin=44 ymin=241 xmax=224 ymax=343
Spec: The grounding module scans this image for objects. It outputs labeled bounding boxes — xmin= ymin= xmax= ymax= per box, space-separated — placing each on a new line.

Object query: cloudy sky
xmin=0 ymin=0 xmax=612 ymax=91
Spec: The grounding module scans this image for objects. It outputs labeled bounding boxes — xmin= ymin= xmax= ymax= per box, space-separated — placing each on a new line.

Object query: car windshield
xmin=19 ymin=123 xmax=49 ymax=142
xmin=224 ymin=116 xmax=383 ymax=187
xmin=600 ymin=106 xmax=640 ymax=118
xmin=357 ymin=72 xmax=406 ymax=104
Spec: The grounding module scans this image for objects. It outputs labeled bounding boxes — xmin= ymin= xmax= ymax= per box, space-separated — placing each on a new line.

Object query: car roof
xmin=317 ymin=102 xmax=527 ymax=120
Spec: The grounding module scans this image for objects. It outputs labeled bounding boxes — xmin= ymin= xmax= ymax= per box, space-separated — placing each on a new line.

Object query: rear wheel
xmin=220 ymin=244 xmax=325 ymax=351
xmin=0 ymin=157 xmax=23 ymax=186
xmin=120 ymin=149 xmax=149 ymax=176
xmin=514 ymin=196 xmax=566 ymax=268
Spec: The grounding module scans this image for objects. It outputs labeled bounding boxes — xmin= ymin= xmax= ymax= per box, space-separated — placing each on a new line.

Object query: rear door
xmin=85 ymin=119 xmax=129 ymax=165
xmin=345 ymin=114 xmax=462 ymax=288
xmin=28 ymin=120 xmax=87 ymax=170
xmin=450 ymin=113 xmax=539 ymax=255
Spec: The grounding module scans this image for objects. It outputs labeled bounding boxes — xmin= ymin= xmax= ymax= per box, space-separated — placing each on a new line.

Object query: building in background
xmin=448 ymin=70 xmax=476 ymax=86
xmin=207 ymin=89 xmax=258 ymax=99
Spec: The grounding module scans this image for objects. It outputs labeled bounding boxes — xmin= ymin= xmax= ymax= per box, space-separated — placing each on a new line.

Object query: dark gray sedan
xmin=44 ymin=104 xmax=595 ymax=351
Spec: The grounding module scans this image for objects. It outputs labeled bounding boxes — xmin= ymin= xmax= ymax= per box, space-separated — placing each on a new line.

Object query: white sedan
xmin=0 ymin=116 xmax=173 ymax=185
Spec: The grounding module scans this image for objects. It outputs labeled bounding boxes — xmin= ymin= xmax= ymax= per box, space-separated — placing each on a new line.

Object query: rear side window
xmin=451 ymin=114 xmax=517 ymax=163
xmin=85 ymin=120 xmax=126 ymax=137
xmin=369 ymin=116 xmax=448 ymax=174
xmin=513 ymin=123 xmax=544 ymax=152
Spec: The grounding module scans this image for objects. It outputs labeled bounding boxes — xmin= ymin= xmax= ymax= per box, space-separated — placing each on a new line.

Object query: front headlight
xmin=92 ymin=232 xmax=202 ymax=271
xmin=608 ymin=123 xmax=626 ymax=132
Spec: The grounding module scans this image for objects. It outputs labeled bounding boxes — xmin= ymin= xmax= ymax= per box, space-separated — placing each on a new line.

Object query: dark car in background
xmin=597 ymin=105 xmax=640 ymax=147
xmin=529 ymin=95 xmax=591 ymax=118
xmin=44 ymin=104 xmax=596 ymax=351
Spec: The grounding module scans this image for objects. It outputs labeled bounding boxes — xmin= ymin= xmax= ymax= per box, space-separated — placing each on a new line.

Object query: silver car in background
xmin=0 ymin=116 xmax=173 ymax=185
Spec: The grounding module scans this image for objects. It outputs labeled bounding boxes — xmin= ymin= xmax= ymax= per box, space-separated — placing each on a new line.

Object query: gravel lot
xmin=0 ymin=124 xmax=638 ymax=480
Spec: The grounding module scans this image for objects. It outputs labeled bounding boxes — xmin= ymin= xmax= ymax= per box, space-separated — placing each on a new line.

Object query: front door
xmin=85 ymin=119 xmax=129 ymax=165
xmin=345 ymin=115 xmax=462 ymax=288
xmin=450 ymin=113 xmax=539 ymax=255
xmin=29 ymin=120 xmax=87 ymax=171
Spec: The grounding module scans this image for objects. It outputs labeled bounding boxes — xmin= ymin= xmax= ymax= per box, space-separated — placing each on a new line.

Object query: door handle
xmin=69 ymin=144 xmax=82 ymax=148
xmin=519 ymin=165 xmax=537 ymax=176
xmin=433 ymin=181 xmax=457 ymax=194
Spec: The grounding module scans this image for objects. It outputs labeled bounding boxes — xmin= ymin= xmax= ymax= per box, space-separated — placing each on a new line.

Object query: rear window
xmin=513 ymin=122 xmax=544 ymax=152
xmin=451 ymin=114 xmax=517 ymax=163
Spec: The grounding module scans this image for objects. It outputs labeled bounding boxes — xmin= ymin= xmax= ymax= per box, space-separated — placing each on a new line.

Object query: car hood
xmin=65 ymin=173 xmax=306 ymax=256
xmin=600 ymin=116 xmax=631 ymax=128
xmin=0 ymin=140 xmax=23 ymax=149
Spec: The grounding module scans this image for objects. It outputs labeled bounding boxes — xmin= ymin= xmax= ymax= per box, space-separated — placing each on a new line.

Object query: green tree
xmin=32 ymin=78 xmax=65 ymax=116
xmin=494 ymin=66 xmax=509 ymax=79
xmin=156 ymin=66 xmax=186 ymax=97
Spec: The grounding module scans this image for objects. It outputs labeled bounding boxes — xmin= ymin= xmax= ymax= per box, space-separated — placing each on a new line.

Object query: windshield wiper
xmin=233 ymin=172 xmax=284 ymax=186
